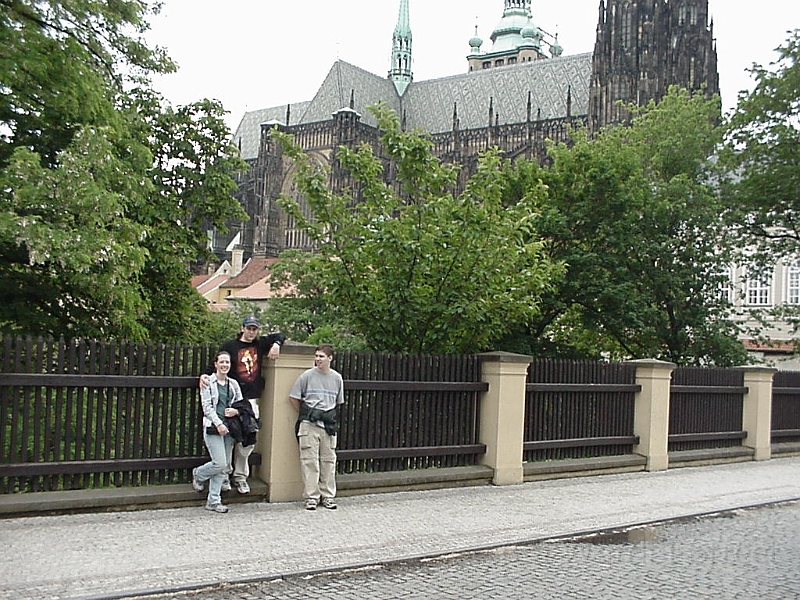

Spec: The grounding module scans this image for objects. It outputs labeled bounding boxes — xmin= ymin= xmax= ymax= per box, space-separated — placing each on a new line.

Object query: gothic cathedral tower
xmin=667 ymin=0 xmax=719 ymax=95
xmin=589 ymin=0 xmax=719 ymax=131
xmin=389 ymin=0 xmax=413 ymax=95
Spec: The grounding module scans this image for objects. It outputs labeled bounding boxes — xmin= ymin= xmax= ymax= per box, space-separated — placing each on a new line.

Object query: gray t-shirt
xmin=289 ymin=367 xmax=344 ymax=411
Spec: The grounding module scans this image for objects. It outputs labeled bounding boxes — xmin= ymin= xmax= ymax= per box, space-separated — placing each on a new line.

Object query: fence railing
xmin=333 ymin=351 xmax=486 ymax=473
xmin=772 ymin=371 xmax=800 ymax=443
xmin=0 ymin=337 xmax=217 ymax=493
xmin=524 ymin=360 xmax=639 ymax=461
xmin=1 ymin=336 xmax=798 ymax=497
xmin=669 ymin=366 xmax=747 ymax=452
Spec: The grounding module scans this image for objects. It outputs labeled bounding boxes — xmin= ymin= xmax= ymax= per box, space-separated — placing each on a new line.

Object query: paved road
xmin=133 ymin=501 xmax=800 ymax=600
xmin=1 ymin=457 xmax=799 ymax=600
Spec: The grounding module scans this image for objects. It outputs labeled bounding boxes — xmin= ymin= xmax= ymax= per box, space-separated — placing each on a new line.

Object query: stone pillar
xmin=627 ymin=359 xmax=676 ymax=472
xmin=254 ymin=342 xmax=315 ymax=502
xmin=737 ymin=366 xmax=777 ymax=461
xmin=478 ymin=351 xmax=533 ymax=485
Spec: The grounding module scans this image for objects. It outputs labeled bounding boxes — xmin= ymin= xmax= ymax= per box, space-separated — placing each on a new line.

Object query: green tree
xmin=0 ymin=0 xmax=171 ymax=169
xmin=720 ymin=30 xmax=800 ymax=261
xmin=718 ymin=30 xmax=800 ymax=346
xmin=0 ymin=129 xmax=150 ymax=338
xmin=265 ymin=249 xmax=363 ymax=347
xmin=129 ymin=92 xmax=248 ymax=340
xmin=0 ymin=1 xmax=247 ymax=340
xmin=271 ymin=104 xmax=561 ymax=354
xmin=502 ymin=87 xmax=747 ymax=365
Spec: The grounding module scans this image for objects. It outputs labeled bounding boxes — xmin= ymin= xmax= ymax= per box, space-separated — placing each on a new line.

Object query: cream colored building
xmin=726 ymin=260 xmax=800 ymax=368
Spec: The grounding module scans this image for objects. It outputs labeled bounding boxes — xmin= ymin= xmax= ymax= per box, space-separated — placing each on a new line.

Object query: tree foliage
xmin=0 ymin=0 xmax=247 ymax=340
xmin=265 ymin=249 xmax=362 ymax=347
xmin=502 ymin=87 xmax=747 ymax=365
xmin=271 ymin=104 xmax=561 ymax=354
xmin=720 ymin=29 xmax=800 ymax=262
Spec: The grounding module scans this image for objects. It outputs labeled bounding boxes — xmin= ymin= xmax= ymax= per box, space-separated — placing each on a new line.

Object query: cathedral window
xmin=483 ymin=61 xmax=491 ymax=69
xmin=615 ymin=78 xmax=629 ymax=99
xmin=621 ymin=4 xmax=633 ymax=47
xmin=677 ymin=6 xmax=698 ymax=26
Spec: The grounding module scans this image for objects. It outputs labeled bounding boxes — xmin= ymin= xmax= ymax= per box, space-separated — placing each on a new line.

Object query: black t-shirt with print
xmin=215 ymin=332 xmax=285 ymax=399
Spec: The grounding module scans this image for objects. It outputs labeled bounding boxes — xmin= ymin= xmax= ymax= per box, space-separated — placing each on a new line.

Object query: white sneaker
xmin=235 ymin=480 xmax=250 ymax=494
xmin=191 ymin=468 xmax=203 ymax=493
xmin=221 ymin=480 xmax=231 ymax=492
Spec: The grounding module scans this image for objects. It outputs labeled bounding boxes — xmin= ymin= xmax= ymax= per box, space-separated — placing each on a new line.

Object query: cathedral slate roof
xmin=232 ymin=52 xmax=592 ymax=160
xmin=403 ymin=52 xmax=592 ymax=133
xmin=298 ymin=60 xmax=401 ymax=128
xmin=233 ymin=101 xmax=310 ymax=160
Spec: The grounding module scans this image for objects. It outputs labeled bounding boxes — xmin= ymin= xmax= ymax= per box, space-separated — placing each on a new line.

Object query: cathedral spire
xmin=389 ymin=0 xmax=413 ymax=96
xmin=588 ymin=0 xmax=718 ymax=131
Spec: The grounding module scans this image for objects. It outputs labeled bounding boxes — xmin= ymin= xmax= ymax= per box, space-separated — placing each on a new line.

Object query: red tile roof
xmin=224 ymin=257 xmax=279 ymax=288
xmin=196 ymin=273 xmax=231 ymax=296
xmin=743 ymin=339 xmax=796 ymax=353
xmin=191 ymin=274 xmax=211 ymax=288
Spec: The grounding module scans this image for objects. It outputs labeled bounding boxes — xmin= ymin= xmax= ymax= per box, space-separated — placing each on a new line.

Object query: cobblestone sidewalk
xmin=131 ymin=501 xmax=800 ymax=600
xmin=0 ymin=457 xmax=798 ymax=600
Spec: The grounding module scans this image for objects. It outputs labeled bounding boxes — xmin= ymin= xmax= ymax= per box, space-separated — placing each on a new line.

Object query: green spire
xmin=389 ymin=0 xmax=412 ymax=96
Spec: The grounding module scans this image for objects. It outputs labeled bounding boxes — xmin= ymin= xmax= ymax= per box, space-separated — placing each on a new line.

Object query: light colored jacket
xmin=200 ymin=376 xmax=243 ymax=428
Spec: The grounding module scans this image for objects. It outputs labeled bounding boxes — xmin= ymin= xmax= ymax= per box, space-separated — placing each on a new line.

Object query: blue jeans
xmin=196 ymin=430 xmax=234 ymax=507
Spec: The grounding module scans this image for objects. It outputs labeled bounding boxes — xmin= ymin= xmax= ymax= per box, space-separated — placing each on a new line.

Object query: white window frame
xmin=786 ymin=261 xmax=800 ymax=305
xmin=717 ymin=266 xmax=733 ymax=304
xmin=745 ymin=270 xmax=772 ymax=306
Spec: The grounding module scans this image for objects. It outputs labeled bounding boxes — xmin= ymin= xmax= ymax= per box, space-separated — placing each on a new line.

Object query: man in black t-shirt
xmin=202 ymin=315 xmax=285 ymax=494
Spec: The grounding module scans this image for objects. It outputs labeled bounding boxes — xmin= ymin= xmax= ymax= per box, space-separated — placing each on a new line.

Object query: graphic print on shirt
xmin=236 ymin=347 xmax=259 ymax=383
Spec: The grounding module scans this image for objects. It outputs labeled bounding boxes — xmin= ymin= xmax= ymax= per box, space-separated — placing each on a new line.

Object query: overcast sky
xmin=146 ymin=0 xmax=799 ymax=130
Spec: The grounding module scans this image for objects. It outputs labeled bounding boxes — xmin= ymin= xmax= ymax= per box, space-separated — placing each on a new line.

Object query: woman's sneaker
xmin=191 ymin=468 xmax=203 ymax=493
xmin=304 ymin=498 xmax=317 ymax=511
xmin=320 ymin=497 xmax=337 ymax=510
xmin=205 ymin=503 xmax=229 ymax=514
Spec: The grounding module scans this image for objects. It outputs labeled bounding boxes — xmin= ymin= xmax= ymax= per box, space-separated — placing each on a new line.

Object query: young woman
xmin=192 ymin=351 xmax=243 ymax=513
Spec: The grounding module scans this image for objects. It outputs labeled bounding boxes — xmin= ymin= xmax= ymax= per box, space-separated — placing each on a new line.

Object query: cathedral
xmin=221 ymin=0 xmax=719 ymax=260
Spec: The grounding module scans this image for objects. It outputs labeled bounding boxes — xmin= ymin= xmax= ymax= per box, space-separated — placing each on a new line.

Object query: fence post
xmin=736 ymin=366 xmax=777 ymax=461
xmin=256 ymin=342 xmax=316 ymax=502
xmin=478 ymin=351 xmax=532 ymax=485
xmin=627 ymin=359 xmax=676 ymax=472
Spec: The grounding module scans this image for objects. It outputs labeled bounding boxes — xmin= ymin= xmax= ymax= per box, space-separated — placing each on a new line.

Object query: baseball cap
xmin=242 ymin=315 xmax=260 ymax=328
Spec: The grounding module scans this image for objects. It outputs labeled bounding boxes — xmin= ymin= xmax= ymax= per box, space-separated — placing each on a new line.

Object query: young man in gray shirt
xmin=289 ymin=344 xmax=344 ymax=510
